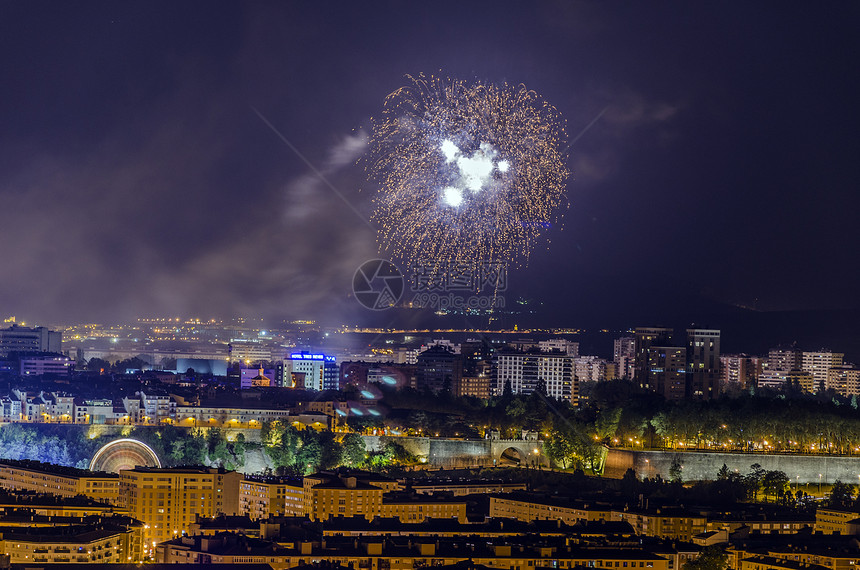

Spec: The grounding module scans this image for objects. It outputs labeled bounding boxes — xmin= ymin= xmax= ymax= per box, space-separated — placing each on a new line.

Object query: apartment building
xmin=0 ymin=460 xmax=119 ymax=504
xmin=119 ymin=467 xmax=242 ymax=545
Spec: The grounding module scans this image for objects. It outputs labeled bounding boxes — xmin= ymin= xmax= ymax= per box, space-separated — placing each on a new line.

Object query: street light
xmin=819 ymin=473 xmax=823 ymax=494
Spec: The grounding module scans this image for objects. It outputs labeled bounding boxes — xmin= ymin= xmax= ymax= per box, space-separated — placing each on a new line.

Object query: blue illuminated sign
xmin=290 ymin=353 xmax=329 ymax=361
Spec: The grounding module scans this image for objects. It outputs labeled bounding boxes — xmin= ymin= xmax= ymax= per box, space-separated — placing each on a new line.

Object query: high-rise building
xmin=826 ymin=366 xmax=860 ymax=397
xmin=802 ymin=350 xmax=844 ymax=392
xmin=720 ymin=354 xmax=761 ymax=389
xmin=538 ymin=339 xmax=580 ymax=357
xmin=613 ymin=336 xmax=636 ymax=380
xmin=757 ymin=369 xmax=814 ymax=392
xmin=633 ymin=327 xmax=673 ymax=387
xmin=0 ymin=325 xmax=62 ymax=356
xmin=574 ymin=356 xmax=613 ymax=383
xmin=493 ymin=350 xmax=577 ymax=405
xmin=767 ymin=347 xmax=803 ymax=372
xmin=686 ymin=329 xmax=720 ymax=399
xmin=415 ymin=345 xmax=463 ymax=394
xmin=646 ymin=346 xmax=687 ymax=400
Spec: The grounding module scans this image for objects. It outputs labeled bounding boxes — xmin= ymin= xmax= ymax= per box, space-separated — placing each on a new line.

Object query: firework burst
xmin=366 ymin=74 xmax=569 ymax=273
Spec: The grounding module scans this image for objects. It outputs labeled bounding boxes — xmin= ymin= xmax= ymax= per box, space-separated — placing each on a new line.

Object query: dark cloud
xmin=1 ymin=1 xmax=859 ymax=325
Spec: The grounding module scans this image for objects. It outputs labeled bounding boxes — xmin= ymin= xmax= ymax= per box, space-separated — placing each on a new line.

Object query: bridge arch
xmin=89 ymin=438 xmax=162 ymax=473
xmin=491 ymin=440 xmax=548 ymax=467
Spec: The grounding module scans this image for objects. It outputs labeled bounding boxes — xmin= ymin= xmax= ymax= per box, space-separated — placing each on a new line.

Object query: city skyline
xmin=2 ymin=2 xmax=859 ymax=333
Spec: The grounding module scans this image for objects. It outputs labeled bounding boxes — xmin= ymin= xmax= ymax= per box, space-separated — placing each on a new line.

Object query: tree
xmin=683 ymin=546 xmax=728 ymax=570
xmin=545 ymin=428 xmax=578 ymax=469
xmin=318 ymin=431 xmax=342 ymax=470
xmin=746 ymin=463 xmax=766 ymax=501
xmin=86 ymin=358 xmax=111 ymax=373
xmin=761 ymin=470 xmax=790 ymax=503
xmin=829 ymin=480 xmax=855 ymax=508
xmin=669 ymin=458 xmax=683 ymax=483
xmin=341 ymin=433 xmax=367 ymax=466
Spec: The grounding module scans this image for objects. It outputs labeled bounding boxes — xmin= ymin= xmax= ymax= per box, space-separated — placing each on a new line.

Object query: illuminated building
xmin=826 ymin=366 xmax=860 ymax=397
xmin=0 ymin=460 xmax=119 ymax=504
xmin=802 ymin=350 xmax=844 ymax=392
xmin=239 ymin=476 xmax=304 ymax=519
xmin=757 ymin=369 xmax=814 ymax=391
xmin=119 ymin=467 xmax=242 ymax=546
xmin=645 ymin=346 xmax=687 ymax=400
xmin=457 ymin=374 xmax=491 ymax=398
xmin=815 ymin=506 xmax=860 ymax=535
xmin=616 ymin=507 xmax=708 ymax=542
xmin=279 ymin=352 xmax=338 ymax=390
xmin=720 ymin=354 xmax=762 ymax=389
xmin=538 ymin=339 xmax=579 ymax=356
xmin=767 ymin=347 xmax=803 ymax=372
xmin=613 ymin=336 xmax=636 ymax=380
xmin=302 ymin=471 xmax=473 ymax=523
xmin=227 ymin=341 xmax=273 ymax=364
xmin=139 ymin=391 xmax=176 ymax=423
xmin=686 ymin=329 xmax=720 ymax=399
xmin=0 ymin=324 xmax=62 ymax=356
xmin=380 ymin=493 xmax=467 ymax=522
xmin=157 ymin=532 xmax=672 ymax=569
xmin=489 ymin=495 xmax=617 ymax=524
xmin=240 ymin=367 xmax=274 ymax=389
xmin=415 ymin=345 xmax=463 ymax=394
xmin=0 ymin=517 xmax=144 ymax=564
xmin=574 ymin=356 xmax=613 ymax=383
xmin=634 ymin=327 xmax=674 ymax=387
xmin=0 ymin=395 xmax=22 ymax=421
xmin=19 ymin=353 xmax=73 ymax=376
xmin=302 ymin=474 xmax=386 ymax=521
xmin=493 ymin=350 xmax=576 ymax=404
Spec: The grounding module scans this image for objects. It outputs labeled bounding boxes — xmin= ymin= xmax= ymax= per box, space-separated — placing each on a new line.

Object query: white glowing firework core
xmin=440 ymin=139 xmax=459 ymax=162
xmin=442 ymin=186 xmax=464 ymax=207
xmin=438 ymin=140 xmax=510 ymax=207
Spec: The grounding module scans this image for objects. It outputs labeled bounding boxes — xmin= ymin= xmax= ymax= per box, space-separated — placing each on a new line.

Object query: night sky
xmin=2 ymin=1 xmax=859 ymax=332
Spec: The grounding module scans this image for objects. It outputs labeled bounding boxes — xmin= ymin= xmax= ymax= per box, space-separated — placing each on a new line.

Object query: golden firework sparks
xmin=365 ymin=74 xmax=569 ymax=275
